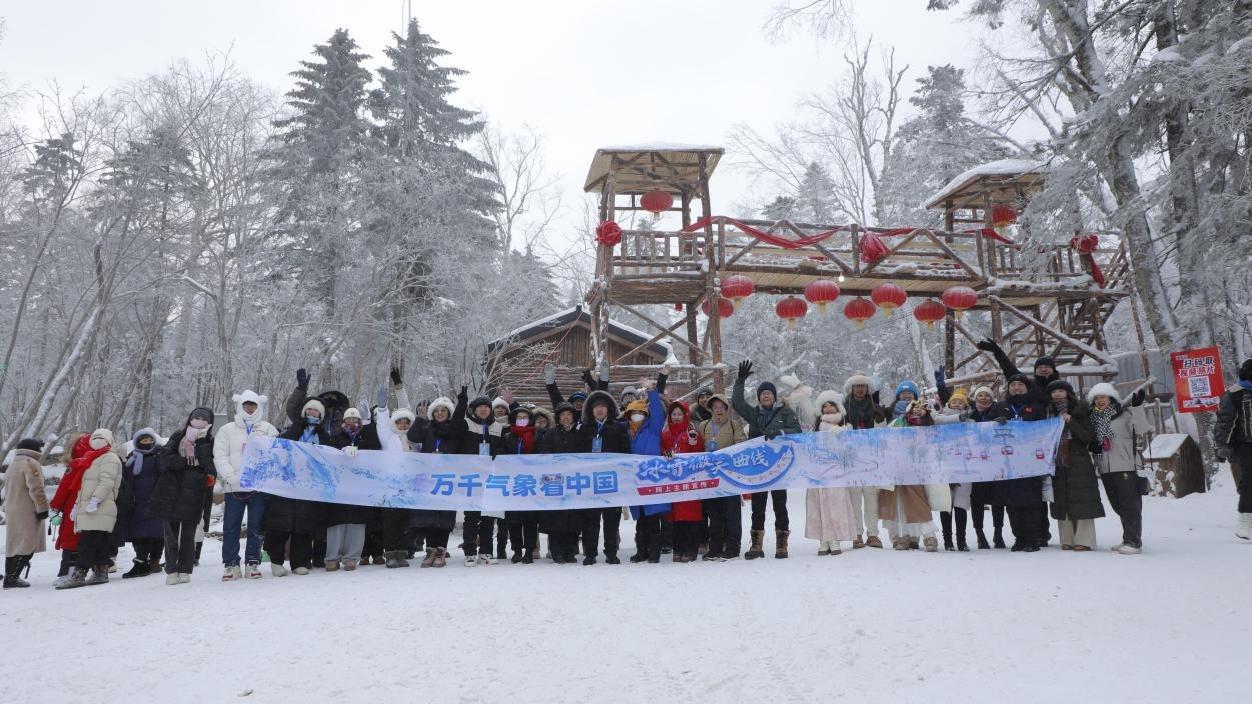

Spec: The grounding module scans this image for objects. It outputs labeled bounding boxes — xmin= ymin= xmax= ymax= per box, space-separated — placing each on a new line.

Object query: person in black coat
xmin=151 ymin=408 xmax=216 ymax=583
xmin=575 ymin=390 xmax=631 ymax=565
xmin=499 ymin=406 xmax=542 ymax=564
xmin=1045 ymin=380 xmax=1105 ymax=551
xmin=265 ymin=398 xmax=332 ymax=576
xmin=963 ymin=387 xmax=1009 ymax=549
xmin=284 ymin=368 xmax=352 ymax=434
xmin=538 ymin=402 xmax=584 ymax=564
xmin=458 ymin=391 xmax=505 ymax=566
xmin=119 ymin=429 xmax=166 ymax=578
xmin=405 ymin=389 xmax=467 ymax=568
xmin=976 ymin=339 xmax=1058 ymax=405
xmin=999 ymin=374 xmax=1048 ymax=552
xmin=322 ymin=406 xmax=382 ymax=570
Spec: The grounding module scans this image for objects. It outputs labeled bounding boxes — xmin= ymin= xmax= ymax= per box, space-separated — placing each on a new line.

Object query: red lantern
xmin=720 ymin=275 xmax=755 ymax=308
xmin=640 ymin=190 xmax=674 ymax=216
xmin=991 ymin=204 xmax=1018 ymax=227
xmin=803 ymin=280 xmax=841 ymax=313
xmin=776 ymin=296 xmax=808 ymax=330
xmin=870 ymin=282 xmax=908 ymax=317
xmin=701 ymin=297 xmax=733 ymax=319
xmin=940 ymin=285 xmax=978 ymax=319
xmin=912 ymin=299 xmax=947 ymax=329
xmin=843 ymin=297 xmax=876 ymax=329
xmin=594 ymin=220 xmax=622 ymax=247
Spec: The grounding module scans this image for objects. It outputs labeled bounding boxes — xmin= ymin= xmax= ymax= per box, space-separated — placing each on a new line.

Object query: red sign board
xmin=1170 ymin=347 xmax=1225 ymax=413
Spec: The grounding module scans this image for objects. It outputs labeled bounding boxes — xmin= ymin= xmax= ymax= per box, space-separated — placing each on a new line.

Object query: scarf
xmin=180 ymin=421 xmax=208 ymax=463
xmin=845 ymin=396 xmax=878 ymax=429
xmin=70 ymin=445 xmax=111 ymax=472
xmin=1238 ymin=380 xmax=1252 ymax=392
xmin=1091 ymin=404 xmax=1116 ymax=443
xmin=511 ymin=424 xmax=536 ymax=453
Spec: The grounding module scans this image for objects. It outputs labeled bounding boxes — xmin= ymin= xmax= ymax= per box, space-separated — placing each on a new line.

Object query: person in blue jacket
xmin=625 ymin=366 xmax=671 ymax=563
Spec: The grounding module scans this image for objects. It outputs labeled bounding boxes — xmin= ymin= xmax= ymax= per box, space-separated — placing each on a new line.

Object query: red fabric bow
xmin=595 ymin=221 xmax=623 ymax=247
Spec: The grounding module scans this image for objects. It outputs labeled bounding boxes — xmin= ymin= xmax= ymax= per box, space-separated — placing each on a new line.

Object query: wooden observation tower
xmin=583 ymin=146 xmax=1130 ymax=393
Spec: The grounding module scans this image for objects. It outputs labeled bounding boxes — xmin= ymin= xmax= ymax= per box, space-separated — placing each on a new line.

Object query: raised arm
xmin=544 ymin=364 xmax=564 ymax=407
xmin=975 ymin=339 xmax=1021 ymax=379
xmin=284 ymin=368 xmax=311 ymax=424
xmin=731 ymin=360 xmax=754 ymax=420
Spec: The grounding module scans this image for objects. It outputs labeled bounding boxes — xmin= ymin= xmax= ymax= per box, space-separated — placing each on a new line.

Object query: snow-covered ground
xmin=3 ymin=480 xmax=1250 ymax=703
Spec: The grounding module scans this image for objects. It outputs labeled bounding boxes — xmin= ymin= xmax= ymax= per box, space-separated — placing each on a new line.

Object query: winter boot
xmin=1237 ymin=514 xmax=1252 ymax=541
xmin=941 ymin=512 xmax=955 ymax=551
xmin=166 ymin=573 xmax=181 ymax=585
xmin=605 ymin=551 xmax=620 ymax=565
xmin=975 ymin=527 xmax=991 ymax=550
xmin=433 ymin=548 xmax=448 ymax=568
xmin=629 ymin=535 xmax=650 ymax=563
xmin=957 ymin=534 xmax=969 ymax=552
xmin=122 ymin=560 xmax=150 ymax=579
xmin=582 ymin=555 xmax=597 ymax=566
xmin=993 ymin=526 xmax=1007 ymax=549
xmin=88 ymin=565 xmax=110 ymax=585
xmin=511 ymin=551 xmax=524 ymax=564
xmin=3 ymin=556 xmax=30 ymax=589
xmin=148 ymin=557 xmax=163 ymax=574
xmin=866 ymin=535 xmax=884 ymax=548
xmin=324 ymin=559 xmax=340 ymax=572
xmin=221 ymin=565 xmax=243 ymax=581
xmin=745 ymin=530 xmax=766 ymax=560
xmin=908 ymin=537 xmax=921 ymax=551
xmin=56 ymin=567 xmax=89 ymax=590
xmin=923 ymin=536 xmax=939 ymax=552
xmin=774 ymin=530 xmax=790 ymax=559
xmin=521 ymin=549 xmax=535 ymax=564
xmin=246 ymin=563 xmax=262 ymax=579
xmin=343 ymin=559 xmax=358 ymax=571
xmin=891 ymin=537 xmax=908 ymax=550
xmin=420 ymin=548 xmax=437 ymax=568
xmin=852 ymin=535 xmax=865 ymax=549
xmin=271 ymin=563 xmax=288 ymax=577
xmin=817 ymin=541 xmax=831 ymax=557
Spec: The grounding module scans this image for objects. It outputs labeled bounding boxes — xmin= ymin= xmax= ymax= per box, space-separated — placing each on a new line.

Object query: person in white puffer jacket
xmin=212 ymin=390 xmax=279 ymax=580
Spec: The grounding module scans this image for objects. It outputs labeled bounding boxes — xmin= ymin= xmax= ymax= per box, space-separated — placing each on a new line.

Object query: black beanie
xmin=1035 ymin=356 xmax=1056 ymax=372
xmin=1240 ymin=359 xmax=1252 ymax=382
xmin=757 ymin=381 xmax=778 ymax=400
xmin=17 ymin=438 xmax=44 ymax=452
xmin=1045 ymin=379 xmax=1074 ymax=396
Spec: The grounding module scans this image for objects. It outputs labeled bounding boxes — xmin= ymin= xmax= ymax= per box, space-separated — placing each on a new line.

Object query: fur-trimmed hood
xmin=843 ymin=373 xmax=875 ymax=395
xmin=582 ymin=390 xmax=619 ymax=425
xmin=233 ymin=390 xmax=268 ymax=426
xmin=427 ymin=397 xmax=456 ymax=421
xmin=1086 ymin=382 xmax=1120 ymax=405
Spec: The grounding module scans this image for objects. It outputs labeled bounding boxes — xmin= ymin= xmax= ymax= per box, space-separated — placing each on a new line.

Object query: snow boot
xmin=343 ymin=559 xmax=358 ymax=571
xmin=891 ymin=537 xmax=909 ymax=550
xmin=166 ymin=572 xmax=180 ymax=585
xmin=122 ymin=560 xmax=151 ymax=579
xmin=866 ymin=535 xmax=884 ymax=548
xmin=271 ymin=563 xmax=288 ymax=577
xmin=246 ymin=563 xmax=262 ymax=579
xmin=324 ymin=559 xmax=340 ymax=572
xmin=774 ymin=530 xmax=790 ymax=559
xmin=975 ymin=527 xmax=991 ymax=549
xmin=923 ymin=536 xmax=939 ymax=552
xmin=3 ymin=556 xmax=30 ymax=589
xmin=293 ymin=566 xmax=310 ymax=575
xmin=56 ymin=567 xmax=89 ymax=590
xmin=511 ymin=551 xmax=524 ymax=564
xmin=993 ymin=527 xmax=1007 ymax=549
xmin=605 ymin=551 xmax=620 ymax=565
xmin=88 ymin=565 xmax=109 ymax=585
xmin=957 ymin=535 xmax=969 ymax=552
xmin=522 ymin=549 xmax=535 ymax=564
xmin=817 ymin=542 xmax=831 ymax=556
xmin=852 ymin=535 xmax=865 ymax=549
xmin=148 ymin=557 xmax=163 ymax=574
xmin=629 ymin=535 xmax=650 ymax=563
xmin=222 ymin=565 xmax=243 ymax=581
xmin=432 ymin=548 xmax=448 ymax=568
xmin=745 ymin=530 xmax=766 ymax=560
xmin=1237 ymin=514 xmax=1252 ymax=541
xmin=583 ymin=555 xmax=597 ymax=566
xmin=420 ymin=548 xmax=436 ymax=568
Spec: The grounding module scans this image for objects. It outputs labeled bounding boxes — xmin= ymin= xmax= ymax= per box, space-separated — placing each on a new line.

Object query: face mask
xmin=89 ymin=437 xmax=108 ymax=450
xmin=305 ymin=415 xmax=320 ymax=426
xmin=138 ymin=440 xmax=155 ymax=450
xmin=631 ymin=413 xmax=645 ymax=423
xmin=513 ymin=418 xmax=529 ymax=427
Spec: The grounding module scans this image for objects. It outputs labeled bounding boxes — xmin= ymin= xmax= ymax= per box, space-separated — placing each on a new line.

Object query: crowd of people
xmin=5 ymin=344 xmax=1252 ymax=590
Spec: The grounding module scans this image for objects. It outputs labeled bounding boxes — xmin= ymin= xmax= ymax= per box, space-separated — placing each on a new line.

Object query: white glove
xmin=344 ymin=446 xmax=359 ymax=458
xmin=85 ymin=497 xmax=102 ymax=513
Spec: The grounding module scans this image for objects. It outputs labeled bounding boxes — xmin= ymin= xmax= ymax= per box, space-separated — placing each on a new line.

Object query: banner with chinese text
xmin=239 ymin=419 xmax=1063 ymax=511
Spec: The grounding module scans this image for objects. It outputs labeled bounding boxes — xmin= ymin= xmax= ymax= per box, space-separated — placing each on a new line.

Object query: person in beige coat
xmin=804 ymin=391 xmax=858 ymax=556
xmin=57 ymin=428 xmax=123 ymax=590
xmin=4 ymin=439 xmax=50 ymax=588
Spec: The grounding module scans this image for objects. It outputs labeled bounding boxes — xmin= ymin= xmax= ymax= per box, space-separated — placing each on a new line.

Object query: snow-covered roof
xmin=924 ymin=158 xmax=1050 ymax=210
xmin=584 ymin=145 xmax=724 ymax=194
xmin=490 ymin=306 xmax=672 ymax=357
xmin=1144 ymin=433 xmax=1191 ymax=461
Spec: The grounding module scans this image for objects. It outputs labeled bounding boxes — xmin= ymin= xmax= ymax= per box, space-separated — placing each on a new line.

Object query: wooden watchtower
xmin=584 ymin=147 xmax=1130 ymax=393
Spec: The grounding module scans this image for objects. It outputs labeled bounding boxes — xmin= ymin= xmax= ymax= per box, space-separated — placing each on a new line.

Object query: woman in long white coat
xmin=804 ymin=391 xmax=858 ymax=555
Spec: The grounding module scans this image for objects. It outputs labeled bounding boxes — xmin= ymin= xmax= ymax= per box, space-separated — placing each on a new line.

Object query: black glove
xmin=36 ymin=510 xmax=49 ymax=520
xmin=737 ymin=360 xmax=754 ymax=380
xmin=296 ymin=368 xmax=310 ymax=388
xmin=458 ymin=385 xmax=468 ymax=401
xmin=1130 ymin=389 xmax=1146 ymax=407
xmin=975 ymin=339 xmax=998 ymax=353
xmin=934 ymin=367 xmax=946 ymax=386
xmin=390 ymin=367 xmax=403 ymax=387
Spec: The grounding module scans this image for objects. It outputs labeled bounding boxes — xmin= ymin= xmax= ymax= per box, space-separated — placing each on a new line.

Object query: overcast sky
xmin=1 ymin=0 xmax=986 ymax=252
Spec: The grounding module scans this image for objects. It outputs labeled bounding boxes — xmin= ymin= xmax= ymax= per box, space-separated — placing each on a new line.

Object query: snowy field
xmin=3 ymin=481 xmax=1250 ymax=704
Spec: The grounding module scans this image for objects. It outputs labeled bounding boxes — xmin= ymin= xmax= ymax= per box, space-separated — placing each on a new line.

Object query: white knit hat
xmin=343 ymin=407 xmax=363 ymax=421
xmin=1086 ymin=382 xmax=1120 ymax=405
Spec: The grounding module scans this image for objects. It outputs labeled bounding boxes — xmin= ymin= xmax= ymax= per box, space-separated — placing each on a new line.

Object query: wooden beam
xmin=608 ymin=299 xmax=703 ymax=357
xmin=989 ymin=295 xmax=1114 ymax=365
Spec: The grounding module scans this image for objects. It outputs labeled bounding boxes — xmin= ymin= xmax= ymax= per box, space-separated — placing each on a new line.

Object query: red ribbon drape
xmin=680 ymin=216 xmax=1018 ymax=257
xmin=1070 ymin=234 xmax=1105 ymax=287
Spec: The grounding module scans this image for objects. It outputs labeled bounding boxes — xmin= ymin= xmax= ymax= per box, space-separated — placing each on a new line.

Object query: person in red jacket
xmin=49 ymin=433 xmax=92 ymax=587
xmin=661 ymin=400 xmax=705 ymax=563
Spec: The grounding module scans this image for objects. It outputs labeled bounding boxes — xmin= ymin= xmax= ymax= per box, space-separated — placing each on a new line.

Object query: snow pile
xmin=2 ymin=481 xmax=1249 ymax=702
xmin=924 ymin=158 xmax=1050 ymax=208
